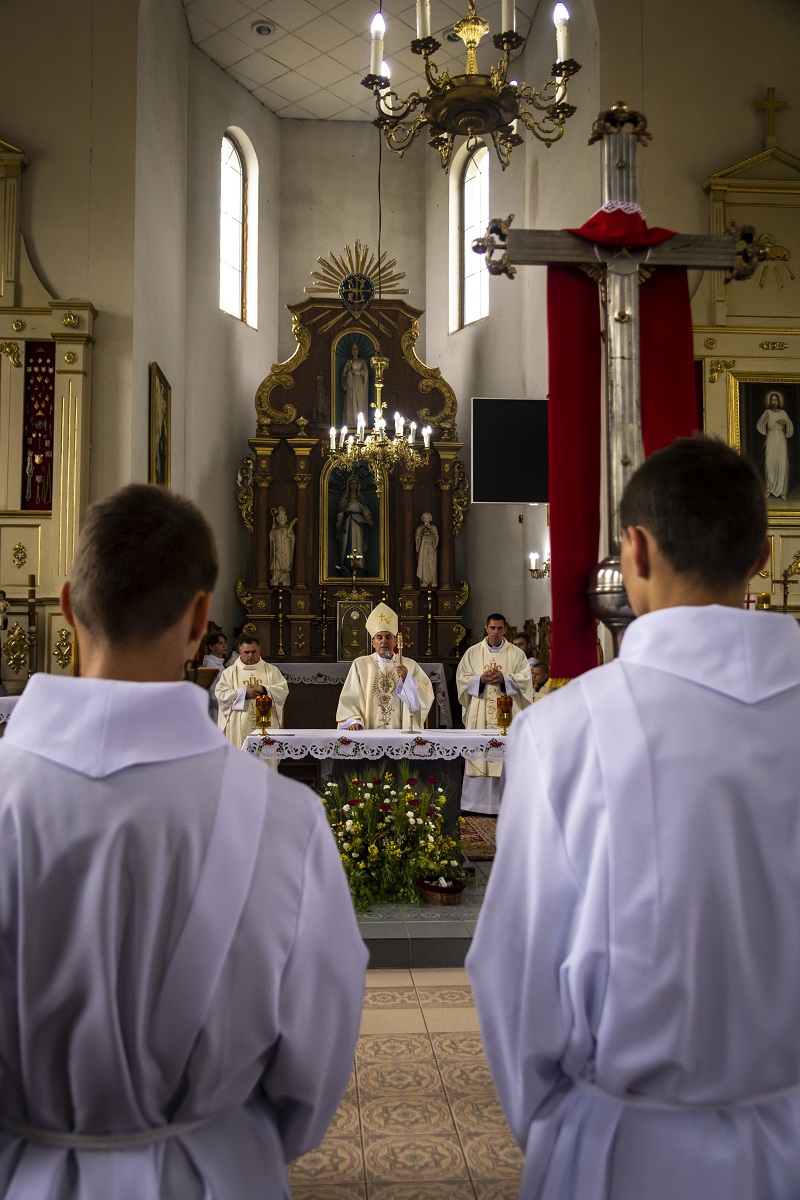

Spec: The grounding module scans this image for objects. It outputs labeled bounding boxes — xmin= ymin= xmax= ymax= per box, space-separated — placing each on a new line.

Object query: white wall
xmin=0 ymin=0 xmax=140 ymax=503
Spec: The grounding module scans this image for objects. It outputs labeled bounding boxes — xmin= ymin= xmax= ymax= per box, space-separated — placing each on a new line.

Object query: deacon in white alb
xmin=336 ymin=602 xmax=434 ymax=730
xmin=456 ymin=613 xmax=533 ymax=814
xmin=216 ymin=633 xmax=289 ymax=750
xmin=468 ymin=437 xmax=800 ymax=1200
xmin=0 ymin=483 xmax=366 ymax=1200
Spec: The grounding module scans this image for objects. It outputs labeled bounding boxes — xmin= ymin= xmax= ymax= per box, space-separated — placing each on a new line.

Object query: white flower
xmin=366 ymin=783 xmax=373 ymax=789
xmin=345 ymin=820 xmax=353 ymax=831
xmin=383 ymin=783 xmax=391 ymax=790
xmin=427 ymin=836 xmax=434 ymax=844
xmin=342 ymin=842 xmax=351 ymax=850
xmin=450 ymin=859 xmax=459 ymax=866
xmin=437 ymin=787 xmax=444 ymax=794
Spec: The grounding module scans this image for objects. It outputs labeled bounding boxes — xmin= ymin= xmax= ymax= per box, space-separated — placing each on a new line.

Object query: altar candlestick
xmin=329 ymin=426 xmax=336 ymax=450
xmin=423 ymin=425 xmax=431 ymax=449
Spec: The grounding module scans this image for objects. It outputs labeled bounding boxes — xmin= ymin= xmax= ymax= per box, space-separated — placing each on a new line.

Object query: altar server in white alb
xmin=216 ymin=632 xmax=289 ymax=749
xmin=0 ymin=484 xmax=367 ymax=1200
xmin=337 ymin=602 xmax=434 ymax=730
xmin=456 ymin=613 xmax=533 ymax=814
xmin=468 ymin=437 xmax=800 ymax=1200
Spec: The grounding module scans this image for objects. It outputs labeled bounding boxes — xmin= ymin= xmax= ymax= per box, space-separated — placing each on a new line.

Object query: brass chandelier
xmin=362 ymin=1 xmax=580 ymax=171
xmin=326 ymin=352 xmax=431 ymax=479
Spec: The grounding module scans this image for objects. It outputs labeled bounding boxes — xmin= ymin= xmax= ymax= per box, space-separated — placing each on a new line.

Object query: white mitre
xmin=365 ymin=602 xmax=398 ymax=639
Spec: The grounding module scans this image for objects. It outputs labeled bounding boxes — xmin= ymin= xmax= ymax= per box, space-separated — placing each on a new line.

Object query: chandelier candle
xmin=370 ymin=13 xmax=385 ymax=78
xmin=554 ymin=4 xmax=569 ymax=64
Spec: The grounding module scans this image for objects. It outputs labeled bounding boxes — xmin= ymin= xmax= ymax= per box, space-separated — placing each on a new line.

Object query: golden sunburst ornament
xmin=306 ymin=241 xmax=408 ymax=318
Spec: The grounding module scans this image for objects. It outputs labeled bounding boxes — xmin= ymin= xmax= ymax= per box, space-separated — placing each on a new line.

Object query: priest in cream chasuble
xmin=216 ymin=636 xmax=289 ymax=754
xmin=456 ymin=614 xmax=534 ymax=813
xmin=336 ymin=603 xmax=434 ymax=731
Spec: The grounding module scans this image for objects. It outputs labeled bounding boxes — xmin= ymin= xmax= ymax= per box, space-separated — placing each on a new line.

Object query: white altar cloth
xmin=243 ymin=728 xmax=506 ymax=763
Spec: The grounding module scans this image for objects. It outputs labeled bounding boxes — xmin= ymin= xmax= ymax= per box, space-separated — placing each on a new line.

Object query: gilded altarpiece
xmin=694 ymin=105 xmax=800 ymax=609
xmin=235 ymin=288 xmax=469 ymax=665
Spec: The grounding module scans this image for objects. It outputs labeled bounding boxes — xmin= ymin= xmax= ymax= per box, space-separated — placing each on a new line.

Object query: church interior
xmin=0 ymin=0 xmax=799 ymax=1193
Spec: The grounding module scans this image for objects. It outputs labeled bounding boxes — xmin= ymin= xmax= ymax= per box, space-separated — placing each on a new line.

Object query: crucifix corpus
xmin=474 ymin=101 xmax=768 ymax=676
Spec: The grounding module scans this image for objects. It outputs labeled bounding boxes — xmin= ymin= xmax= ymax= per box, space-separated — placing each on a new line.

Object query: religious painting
xmin=149 ymin=363 xmax=171 ymax=488
xmin=729 ymin=372 xmax=800 ymax=520
xmin=333 ymin=331 xmax=376 ymax=430
xmin=320 ymin=460 xmax=388 ymax=584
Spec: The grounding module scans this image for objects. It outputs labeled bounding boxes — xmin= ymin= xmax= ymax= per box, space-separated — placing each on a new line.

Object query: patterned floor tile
xmin=363 ymin=1133 xmax=470 ymax=1181
xmin=416 ymin=984 xmax=475 ymax=1008
xmin=473 ymin=1183 xmax=522 ymax=1200
xmin=356 ymin=1060 xmax=446 ymax=1097
xmin=461 ymin=1132 xmax=524 ymax=1180
xmin=423 ymin=1007 xmax=481 ymax=1034
xmin=431 ymin=1031 xmax=485 ymax=1059
xmin=363 ymin=987 xmax=419 ymax=1008
xmin=287 ymin=1135 xmax=365 ymax=1185
xmin=360 ymin=1008 xmax=428 ymax=1035
xmin=327 ymin=1095 xmax=360 ymax=1135
xmin=292 ymin=1186 xmax=366 ymax=1200
xmin=360 ymin=1095 xmax=456 ymax=1134
xmin=438 ymin=1059 xmax=495 ymax=1092
xmin=449 ymin=1093 xmax=507 ymax=1133
xmin=368 ymin=1182 xmax=477 ymax=1199
xmin=356 ymin=1033 xmax=434 ymax=1062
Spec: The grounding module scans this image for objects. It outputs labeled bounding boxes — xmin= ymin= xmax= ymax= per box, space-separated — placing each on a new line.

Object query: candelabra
xmin=528 ymin=555 xmax=551 ymax=579
xmin=327 ymin=351 xmax=431 ymax=478
xmin=362 ymin=1 xmax=580 ymax=172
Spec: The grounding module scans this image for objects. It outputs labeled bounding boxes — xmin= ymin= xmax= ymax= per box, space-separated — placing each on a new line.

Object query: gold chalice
xmin=496 ymin=694 xmax=513 ymax=736
xmin=254 ymin=692 xmax=273 ymax=734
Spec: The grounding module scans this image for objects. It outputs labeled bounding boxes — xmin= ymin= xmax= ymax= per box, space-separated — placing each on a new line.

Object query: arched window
xmin=460 ymin=143 xmax=489 ymax=327
xmin=220 ymin=134 xmax=245 ymax=320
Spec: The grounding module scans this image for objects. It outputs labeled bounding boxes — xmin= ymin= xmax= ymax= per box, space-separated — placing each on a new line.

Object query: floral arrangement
xmin=319 ymin=760 xmax=466 ymax=912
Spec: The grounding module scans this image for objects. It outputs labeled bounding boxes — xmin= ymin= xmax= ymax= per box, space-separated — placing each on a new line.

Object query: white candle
xmin=330 ymin=426 xmax=336 ymax=451
xmin=415 ymin=0 xmax=430 ymax=38
xmin=423 ymin=425 xmax=431 ymax=448
xmin=380 ymin=60 xmax=390 ymax=83
xmin=340 ymin=425 xmax=348 ymax=449
xmin=501 ymin=0 xmax=515 ymax=33
xmin=357 ymin=412 xmax=365 ymax=440
xmin=553 ymin=3 xmax=569 ymax=62
xmin=394 ymin=411 xmax=403 ymax=437
xmin=347 ymin=434 xmax=354 ymax=452
xmin=409 ymin=420 xmax=417 ymax=445
xmin=530 ymin=552 xmax=538 ymax=568
xmin=370 ymin=12 xmax=385 ymax=77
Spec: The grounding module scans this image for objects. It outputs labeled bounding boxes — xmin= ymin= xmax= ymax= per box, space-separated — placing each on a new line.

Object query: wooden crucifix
xmin=474 ymin=101 xmax=766 ymax=665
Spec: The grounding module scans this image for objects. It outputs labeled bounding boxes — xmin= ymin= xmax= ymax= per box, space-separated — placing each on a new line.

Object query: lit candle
xmin=330 ymin=426 xmax=336 ymax=451
xmin=501 ymin=0 xmax=515 ymax=33
xmin=530 ymin=552 xmax=538 ymax=568
xmin=347 ymin=434 xmax=354 ymax=452
xmin=409 ymin=420 xmax=417 ymax=445
xmin=415 ymin=0 xmax=430 ymax=38
xmin=339 ymin=425 xmax=348 ymax=449
xmin=380 ymin=59 xmax=391 ymax=83
xmin=357 ymin=412 xmax=365 ymax=440
xmin=553 ymin=3 xmax=569 ymax=62
xmin=394 ymin=411 xmax=403 ymax=436
xmin=370 ymin=12 xmax=385 ymax=77
xmin=423 ymin=425 xmax=431 ymax=448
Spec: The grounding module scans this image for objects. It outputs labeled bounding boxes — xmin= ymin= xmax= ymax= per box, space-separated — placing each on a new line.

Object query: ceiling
xmin=182 ymin=0 xmax=537 ymax=122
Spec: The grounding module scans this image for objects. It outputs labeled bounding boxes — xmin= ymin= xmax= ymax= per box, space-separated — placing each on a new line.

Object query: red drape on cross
xmin=546 ymin=208 xmax=698 ymax=680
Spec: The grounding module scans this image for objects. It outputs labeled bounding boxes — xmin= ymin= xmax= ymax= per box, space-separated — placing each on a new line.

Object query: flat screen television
xmin=470 ymin=397 xmax=548 ymax=504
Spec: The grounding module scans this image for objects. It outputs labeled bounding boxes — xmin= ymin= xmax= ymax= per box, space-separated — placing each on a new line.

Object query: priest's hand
xmin=245 ymin=683 xmax=266 ymax=699
xmin=395 ymin=664 xmax=408 ymax=683
xmin=480 ymin=667 xmax=504 ymax=687
xmin=349 ymin=722 xmax=365 ymax=731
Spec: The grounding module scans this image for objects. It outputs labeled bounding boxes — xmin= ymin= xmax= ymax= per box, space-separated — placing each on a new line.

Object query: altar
xmin=243 ymin=728 xmax=506 ymax=829
xmin=279 ymin=662 xmax=453 ymax=729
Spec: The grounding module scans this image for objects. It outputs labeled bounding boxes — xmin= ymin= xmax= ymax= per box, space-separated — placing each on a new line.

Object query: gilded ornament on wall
xmin=709 ymin=359 xmax=736 ymax=384
xmin=452 ymin=459 xmax=469 ymax=536
xmin=2 ymin=623 xmax=27 ymax=674
xmin=306 ymin=240 xmax=408 ymax=319
xmin=53 ymin=628 xmax=73 ymax=670
xmin=63 ymin=351 xmax=79 ymax=365
xmin=236 ymin=456 xmax=254 ymax=533
xmin=0 ymin=342 xmax=21 ymax=368
xmin=62 ymin=311 xmax=79 ymax=328
xmin=235 ymin=579 xmax=253 ymax=609
xmin=12 ymin=542 xmax=27 ymax=569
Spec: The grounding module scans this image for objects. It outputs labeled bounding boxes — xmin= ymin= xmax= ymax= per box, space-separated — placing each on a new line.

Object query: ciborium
xmin=496 ymin=693 xmax=513 ymax=735
xmin=254 ymin=692 xmax=273 ymax=734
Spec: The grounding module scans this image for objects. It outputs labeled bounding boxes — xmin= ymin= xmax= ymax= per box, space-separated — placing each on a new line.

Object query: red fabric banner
xmin=546 ymin=210 xmax=699 ymax=679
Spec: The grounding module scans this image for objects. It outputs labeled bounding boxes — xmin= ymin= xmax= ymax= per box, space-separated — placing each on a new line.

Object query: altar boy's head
xmin=619 ymin=436 xmax=768 ymax=616
xmin=61 ymin=484 xmax=217 ymax=680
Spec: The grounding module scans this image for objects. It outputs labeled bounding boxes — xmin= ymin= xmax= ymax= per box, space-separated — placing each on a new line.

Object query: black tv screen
xmin=471 ymin=397 xmax=548 ymax=504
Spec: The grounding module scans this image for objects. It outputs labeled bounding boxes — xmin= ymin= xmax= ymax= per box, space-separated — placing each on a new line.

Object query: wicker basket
xmin=416 ymin=878 xmax=466 ymax=906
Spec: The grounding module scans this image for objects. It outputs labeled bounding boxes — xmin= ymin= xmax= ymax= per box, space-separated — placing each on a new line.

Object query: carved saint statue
xmin=415 ymin=512 xmax=439 ymax=588
xmin=341 ymin=341 xmax=368 ymax=429
xmin=269 ymin=506 xmax=297 ymax=587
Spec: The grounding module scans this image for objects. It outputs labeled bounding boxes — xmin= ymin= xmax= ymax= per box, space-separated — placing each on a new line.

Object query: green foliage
xmin=319 ymin=769 xmax=466 ymax=912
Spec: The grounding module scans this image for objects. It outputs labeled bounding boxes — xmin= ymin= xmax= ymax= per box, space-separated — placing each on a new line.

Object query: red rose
xmin=379 ymin=803 xmax=391 ymax=812
xmin=372 ymin=777 xmax=382 ymax=784
xmin=407 ymin=778 xmax=418 ymax=786
xmin=409 ymin=799 xmax=420 ymax=807
xmin=426 ymin=775 xmax=438 ymax=785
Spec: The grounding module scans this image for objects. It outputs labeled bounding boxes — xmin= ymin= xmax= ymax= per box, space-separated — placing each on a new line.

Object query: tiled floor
xmin=288 ymin=967 xmax=522 ymax=1199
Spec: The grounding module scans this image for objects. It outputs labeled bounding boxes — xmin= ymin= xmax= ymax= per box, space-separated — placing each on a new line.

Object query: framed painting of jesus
xmin=728 ymin=372 xmax=800 ymax=522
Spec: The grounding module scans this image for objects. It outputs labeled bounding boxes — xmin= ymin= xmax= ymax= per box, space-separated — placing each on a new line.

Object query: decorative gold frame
xmin=149 ymin=363 xmax=171 ymax=487
xmin=319 ymin=457 xmax=389 ymax=585
xmin=728 ymin=370 xmax=800 ymax=524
